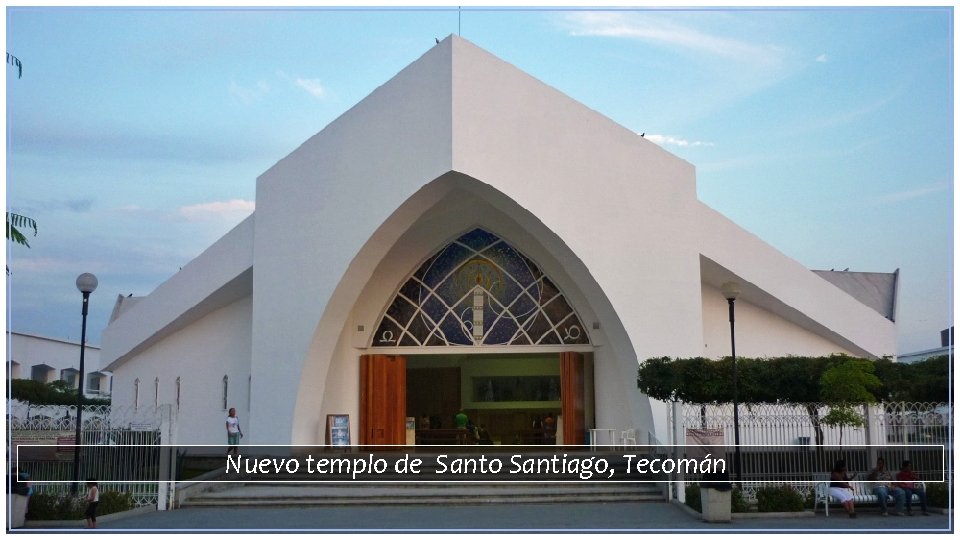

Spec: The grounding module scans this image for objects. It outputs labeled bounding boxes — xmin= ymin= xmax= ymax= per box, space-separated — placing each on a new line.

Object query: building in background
xmin=7 ymin=331 xmax=110 ymax=398
xmin=897 ymin=327 xmax=953 ymax=364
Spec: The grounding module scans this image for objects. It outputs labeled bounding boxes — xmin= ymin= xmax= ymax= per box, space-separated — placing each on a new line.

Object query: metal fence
xmin=9 ymin=401 xmax=173 ymax=508
xmin=670 ymin=401 xmax=951 ymax=500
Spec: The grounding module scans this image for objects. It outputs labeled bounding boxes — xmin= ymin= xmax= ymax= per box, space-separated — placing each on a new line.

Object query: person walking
xmin=84 ymin=479 xmax=99 ymax=529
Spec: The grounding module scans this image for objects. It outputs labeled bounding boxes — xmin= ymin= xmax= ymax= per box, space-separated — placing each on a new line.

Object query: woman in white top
xmin=226 ymin=407 xmax=243 ymax=456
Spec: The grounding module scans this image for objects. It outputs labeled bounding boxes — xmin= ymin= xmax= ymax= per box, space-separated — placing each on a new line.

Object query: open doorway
xmin=404 ymin=353 xmax=592 ymax=446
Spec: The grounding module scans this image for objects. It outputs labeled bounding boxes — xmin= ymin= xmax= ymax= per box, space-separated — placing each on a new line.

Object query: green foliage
xmin=97 ymin=490 xmax=134 ymax=515
xmin=756 ymin=485 xmax=805 ymax=512
xmin=731 ymin=488 xmax=749 ymax=513
xmin=25 ymin=493 xmax=84 ymax=520
xmin=6 ymin=52 xmax=22 ymax=78
xmin=685 ymin=483 xmax=702 ymax=512
xmin=637 ymin=354 xmax=946 ymax=404
xmin=818 ymin=359 xmax=879 ymax=447
xmin=638 ymin=354 xmax=947 ymax=449
xmin=7 ymin=212 xmax=37 ymax=247
xmin=25 ymin=490 xmax=133 ymax=520
xmin=684 ymin=483 xmax=749 ymax=513
xmin=9 ymin=379 xmax=110 ymax=406
xmin=819 ymin=359 xmax=880 ymax=404
xmin=926 ymin=482 xmax=948 ymax=508
xmin=821 ymin=405 xmax=864 ymax=431
xmin=874 ymin=355 xmax=950 ymax=402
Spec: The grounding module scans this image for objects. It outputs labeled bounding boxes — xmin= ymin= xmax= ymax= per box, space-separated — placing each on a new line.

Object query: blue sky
xmin=5 ymin=6 xmax=954 ymax=355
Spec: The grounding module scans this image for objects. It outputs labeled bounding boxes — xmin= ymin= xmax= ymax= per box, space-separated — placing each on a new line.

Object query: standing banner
xmin=326 ymin=414 xmax=351 ymax=447
xmin=685 ymin=428 xmax=724 ymax=460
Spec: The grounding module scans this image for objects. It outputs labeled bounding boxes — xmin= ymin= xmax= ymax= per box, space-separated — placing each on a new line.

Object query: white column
xmin=672 ymin=401 xmax=685 ymax=503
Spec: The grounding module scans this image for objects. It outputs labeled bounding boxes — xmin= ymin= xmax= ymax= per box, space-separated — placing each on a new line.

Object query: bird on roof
xmin=435 ymin=38 xmax=440 ymax=44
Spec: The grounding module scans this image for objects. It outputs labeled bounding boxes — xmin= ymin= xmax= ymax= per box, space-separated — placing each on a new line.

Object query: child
xmin=85 ymin=479 xmax=99 ymax=529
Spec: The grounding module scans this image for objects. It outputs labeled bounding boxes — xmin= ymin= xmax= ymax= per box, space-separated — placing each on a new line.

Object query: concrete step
xmin=181 ymin=482 xmax=666 ymax=507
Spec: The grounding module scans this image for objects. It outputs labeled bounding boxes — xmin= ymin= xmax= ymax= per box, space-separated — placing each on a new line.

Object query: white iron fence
xmin=8 ymin=401 xmax=175 ymax=508
xmin=669 ymin=401 xmax=951 ymax=500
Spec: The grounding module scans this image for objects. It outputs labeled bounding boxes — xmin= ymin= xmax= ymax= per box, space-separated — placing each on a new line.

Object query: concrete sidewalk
xmin=28 ymin=502 xmax=953 ymax=533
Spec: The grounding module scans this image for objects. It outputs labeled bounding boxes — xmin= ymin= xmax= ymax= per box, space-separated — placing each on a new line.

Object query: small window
xmin=86 ymin=373 xmax=101 ymax=393
xmin=154 ymin=377 xmax=160 ymax=407
xmin=222 ymin=375 xmax=229 ymax=411
xmin=61 ymin=369 xmax=79 ymax=390
xmin=134 ymin=378 xmax=141 ymax=410
xmin=175 ymin=377 xmax=182 ymax=411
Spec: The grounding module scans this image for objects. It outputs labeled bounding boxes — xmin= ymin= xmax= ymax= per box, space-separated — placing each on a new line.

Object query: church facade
xmin=100 ymin=36 xmax=896 ymax=447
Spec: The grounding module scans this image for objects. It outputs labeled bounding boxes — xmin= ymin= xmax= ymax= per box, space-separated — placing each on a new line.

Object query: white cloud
xmin=229 ymin=80 xmax=270 ymax=104
xmin=179 ymin=199 xmax=255 ymax=220
xmin=816 ymin=53 xmax=829 ymax=63
xmin=562 ymin=12 xmax=783 ymax=67
xmin=295 ymin=78 xmax=327 ymax=99
xmin=873 ymin=182 xmax=950 ymax=205
xmin=645 ymin=133 xmax=714 ymax=148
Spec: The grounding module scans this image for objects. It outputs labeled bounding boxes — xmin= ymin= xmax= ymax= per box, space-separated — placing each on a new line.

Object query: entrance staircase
xmin=179 ymin=450 xmax=667 ymax=507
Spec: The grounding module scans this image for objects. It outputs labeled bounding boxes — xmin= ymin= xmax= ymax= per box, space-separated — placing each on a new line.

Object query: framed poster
xmin=326 ymin=414 xmax=351 ymax=447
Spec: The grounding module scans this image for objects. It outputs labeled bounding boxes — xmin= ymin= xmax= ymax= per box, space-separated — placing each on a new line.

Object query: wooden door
xmin=560 ymin=351 xmax=586 ymax=445
xmin=359 ymin=354 xmax=407 ymax=446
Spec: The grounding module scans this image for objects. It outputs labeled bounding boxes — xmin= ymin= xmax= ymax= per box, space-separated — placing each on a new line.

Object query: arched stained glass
xmin=373 ymin=228 xmax=590 ymax=347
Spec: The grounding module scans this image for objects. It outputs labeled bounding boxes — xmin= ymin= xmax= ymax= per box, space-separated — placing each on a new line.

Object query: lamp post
xmin=721 ymin=281 xmax=742 ymax=487
xmin=72 ymin=273 xmax=97 ymax=493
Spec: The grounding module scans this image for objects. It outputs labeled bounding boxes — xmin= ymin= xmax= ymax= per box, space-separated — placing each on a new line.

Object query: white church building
xmin=100 ymin=36 xmax=896 ymax=448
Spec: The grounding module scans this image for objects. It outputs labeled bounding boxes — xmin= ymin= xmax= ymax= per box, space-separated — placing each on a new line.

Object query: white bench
xmin=814 ymin=481 xmax=925 ymax=516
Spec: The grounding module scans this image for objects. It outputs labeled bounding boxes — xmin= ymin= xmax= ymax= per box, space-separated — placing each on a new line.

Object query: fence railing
xmin=9 ymin=401 xmax=172 ymax=508
xmin=670 ymin=401 xmax=951 ymax=500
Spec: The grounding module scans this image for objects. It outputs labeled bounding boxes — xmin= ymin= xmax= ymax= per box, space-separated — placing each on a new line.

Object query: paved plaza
xmin=25 ymin=501 xmax=952 ymax=534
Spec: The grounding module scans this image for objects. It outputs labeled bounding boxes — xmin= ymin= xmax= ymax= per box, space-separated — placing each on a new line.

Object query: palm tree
xmin=7 ymin=52 xmax=22 ymax=78
xmin=7 ymin=53 xmax=34 ymax=273
xmin=7 ymin=212 xmax=37 ymax=247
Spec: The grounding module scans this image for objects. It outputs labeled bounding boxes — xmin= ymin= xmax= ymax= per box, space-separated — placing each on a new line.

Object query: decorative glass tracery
xmin=373 ymin=228 xmax=590 ymax=347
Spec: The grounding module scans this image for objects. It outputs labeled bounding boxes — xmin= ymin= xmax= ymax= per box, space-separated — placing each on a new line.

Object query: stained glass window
xmin=373 ymin=229 xmax=590 ymax=347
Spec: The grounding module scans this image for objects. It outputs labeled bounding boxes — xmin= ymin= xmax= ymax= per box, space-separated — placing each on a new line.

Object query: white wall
xmin=102 ymin=216 xmax=254 ymax=369
xmin=110 ymin=296 xmax=252 ymax=445
xmin=696 ymin=203 xmax=896 ymax=358
xmin=250 ymin=35 xmax=455 ymax=445
xmin=7 ymin=332 xmax=105 ymax=396
xmin=700 ymin=284 xmax=856 ymax=359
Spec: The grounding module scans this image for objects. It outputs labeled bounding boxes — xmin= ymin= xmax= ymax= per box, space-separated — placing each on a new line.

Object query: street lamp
xmin=721 ymin=281 xmax=742 ymax=487
xmin=72 ymin=273 xmax=97 ymax=493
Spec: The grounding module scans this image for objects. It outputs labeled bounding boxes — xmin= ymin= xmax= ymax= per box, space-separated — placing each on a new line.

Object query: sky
xmin=4 ymin=5 xmax=954 ymax=357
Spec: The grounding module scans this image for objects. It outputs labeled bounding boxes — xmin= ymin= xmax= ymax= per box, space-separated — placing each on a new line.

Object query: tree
xmin=873 ymin=355 xmax=949 ymax=402
xmin=7 ymin=212 xmax=37 ymax=247
xmin=6 ymin=55 xmax=37 ymax=272
xmin=7 ymin=52 xmax=22 ymax=78
xmin=9 ymin=379 xmax=110 ymax=406
xmin=636 ymin=353 xmax=948 ymax=447
xmin=819 ymin=357 xmax=881 ymax=448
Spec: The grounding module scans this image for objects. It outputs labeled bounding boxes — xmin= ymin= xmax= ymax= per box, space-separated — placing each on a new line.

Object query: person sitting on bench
xmin=867 ymin=457 xmax=905 ymax=516
xmin=895 ymin=460 xmax=930 ymax=516
xmin=829 ymin=459 xmax=857 ymax=518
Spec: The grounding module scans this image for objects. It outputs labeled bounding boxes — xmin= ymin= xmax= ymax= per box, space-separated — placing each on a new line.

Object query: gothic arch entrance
xmin=358 ymin=228 xmax=592 ymax=446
